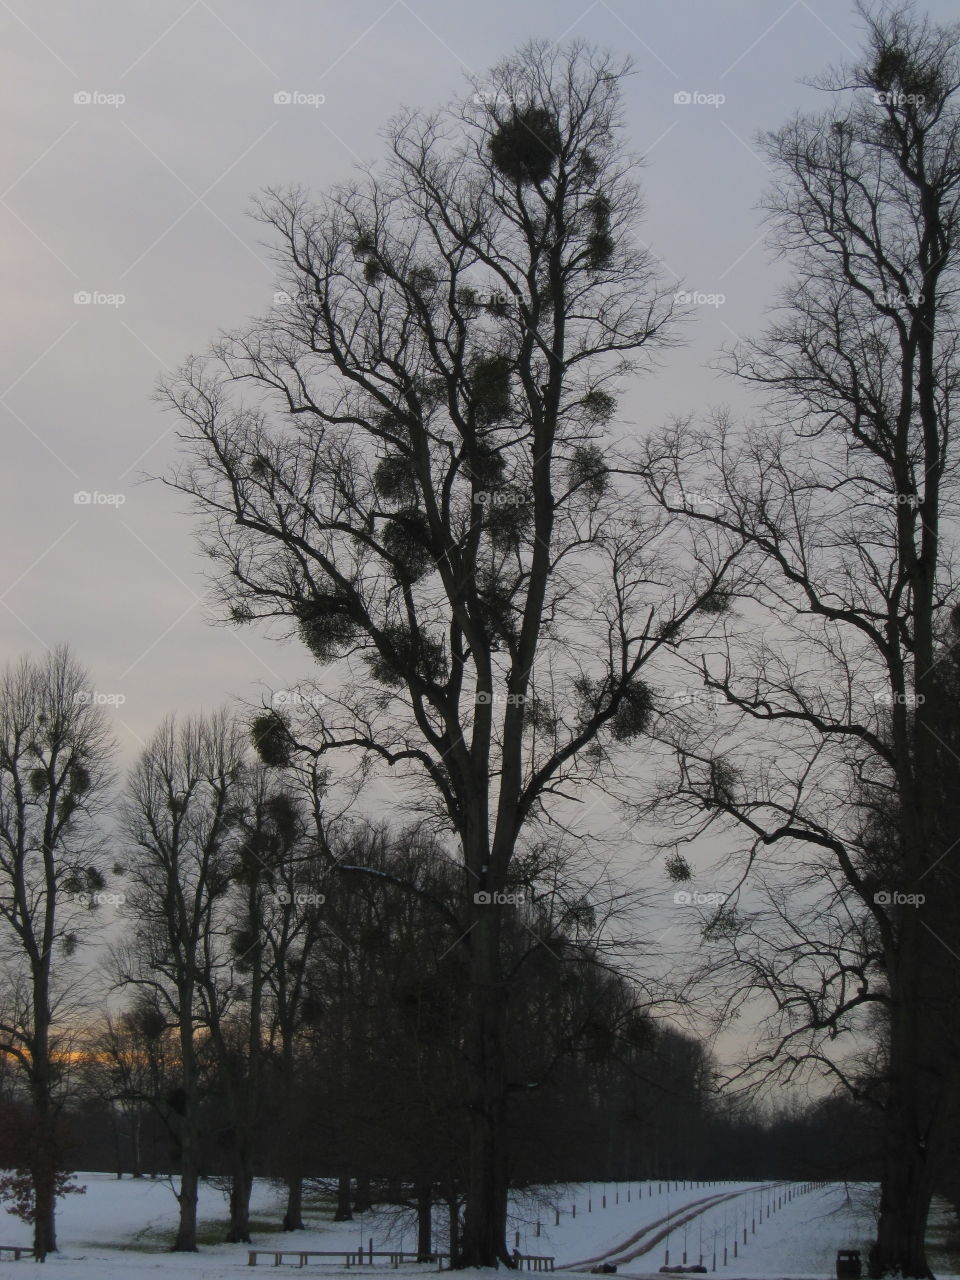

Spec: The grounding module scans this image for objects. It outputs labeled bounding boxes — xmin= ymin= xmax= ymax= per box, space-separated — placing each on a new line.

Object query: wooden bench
xmin=0 ymin=1245 xmax=34 ymax=1260
xmin=247 ymin=1250 xmax=449 ymax=1269
xmin=246 ymin=1250 xmax=553 ymax=1272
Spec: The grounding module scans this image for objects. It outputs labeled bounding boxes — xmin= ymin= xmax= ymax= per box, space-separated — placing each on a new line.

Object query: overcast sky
xmin=2 ymin=0 xmax=954 ymax=766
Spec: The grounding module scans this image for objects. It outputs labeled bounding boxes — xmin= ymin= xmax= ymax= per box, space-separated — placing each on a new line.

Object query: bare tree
xmin=641 ymin=7 xmax=960 ymax=1275
xmin=116 ymin=710 xmax=248 ymax=1252
xmin=161 ymin=41 xmax=737 ymax=1266
xmin=0 ymin=645 xmax=115 ymax=1259
xmin=79 ymin=1006 xmax=176 ymax=1180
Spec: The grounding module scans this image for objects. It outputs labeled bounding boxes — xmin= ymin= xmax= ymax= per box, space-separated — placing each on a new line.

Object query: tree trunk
xmin=457 ymin=909 xmax=511 ymax=1268
xmin=225 ymin=1156 xmax=254 ymax=1243
xmin=171 ymin=1051 xmax=200 ymax=1251
xmin=131 ymin=1109 xmax=143 ymax=1179
xmin=334 ymin=1170 xmax=353 ymax=1221
xmin=416 ymin=1181 xmax=433 ymax=1261
xmin=447 ymin=1196 xmax=461 ymax=1263
xmin=354 ymin=1169 xmax=372 ymax=1213
xmin=30 ymin=1012 xmax=57 ymax=1262
xmin=283 ymin=1172 xmax=305 ymax=1231
xmin=32 ymin=1174 xmax=57 ymax=1261
xmin=871 ymin=930 xmax=939 ymax=1279
xmin=871 ymin=1134 xmax=933 ymax=1280
xmin=173 ymin=1157 xmax=200 ymax=1252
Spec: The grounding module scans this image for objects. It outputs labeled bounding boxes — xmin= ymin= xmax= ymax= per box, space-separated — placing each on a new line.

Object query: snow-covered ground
xmin=0 ymin=1174 xmax=955 ymax=1279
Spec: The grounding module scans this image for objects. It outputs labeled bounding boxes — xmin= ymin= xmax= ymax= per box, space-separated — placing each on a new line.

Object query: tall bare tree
xmin=161 ymin=41 xmax=737 ymax=1266
xmin=0 ymin=645 xmax=114 ymax=1259
xmin=116 ymin=710 xmax=248 ymax=1252
xmin=642 ymin=7 xmax=960 ymax=1274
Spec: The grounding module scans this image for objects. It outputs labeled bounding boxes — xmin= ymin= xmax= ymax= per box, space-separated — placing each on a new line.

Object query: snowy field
xmin=0 ymin=1175 xmax=956 ymax=1279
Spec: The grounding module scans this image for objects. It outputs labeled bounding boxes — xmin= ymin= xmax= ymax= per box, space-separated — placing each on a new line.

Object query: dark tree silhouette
xmin=161 ymin=41 xmax=737 ymax=1266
